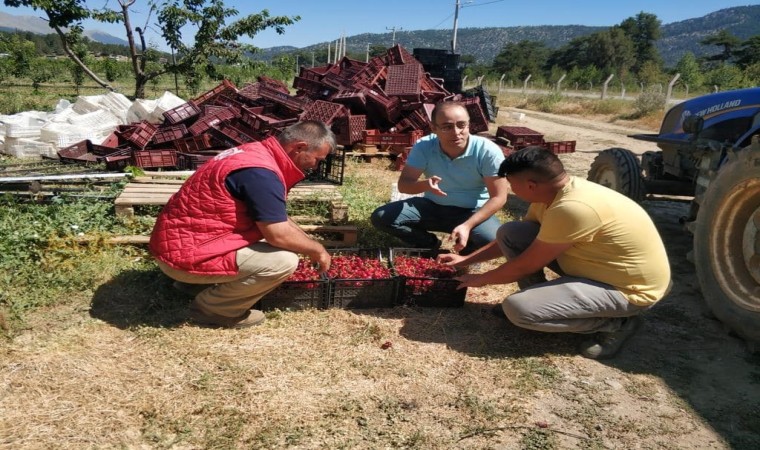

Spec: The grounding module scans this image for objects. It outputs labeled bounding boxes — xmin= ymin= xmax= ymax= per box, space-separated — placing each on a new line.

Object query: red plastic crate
xmin=176 ymin=151 xmax=217 ymax=170
xmin=132 ymin=149 xmax=177 ymax=169
xmin=331 ymin=89 xmax=368 ymax=110
xmin=152 ymin=124 xmax=188 ymax=145
xmin=191 ymin=79 xmax=237 ymax=106
xmin=211 ymin=93 xmax=246 ymax=110
xmin=545 ymin=140 xmax=576 ymax=154
xmin=459 ymin=97 xmax=489 ymax=134
xmin=258 ymin=84 xmax=312 ymax=112
xmin=162 ymin=101 xmax=200 ymax=125
xmin=104 ymin=154 xmax=132 ymax=171
xmin=394 ymin=108 xmax=431 ymax=134
xmin=384 ymin=63 xmax=423 ymax=100
xmin=496 ymin=126 xmax=545 ymax=147
xmin=332 ymin=114 xmax=366 ymax=146
xmin=187 ymin=107 xmax=238 ymax=136
xmin=257 ymin=75 xmax=290 ymax=94
xmin=300 ymin=100 xmax=348 ymax=125
xmin=237 ymin=82 xmax=262 ymax=104
xmin=387 ymin=44 xmax=416 ymax=65
xmin=118 ymin=120 xmax=157 ymax=148
xmin=58 ymin=140 xmax=99 ymax=164
xmin=208 ymin=122 xmax=255 ymax=147
xmin=173 ymin=133 xmax=215 ymax=153
xmin=363 ymin=129 xmax=423 ymax=146
xmin=365 ymin=88 xmax=401 ymax=122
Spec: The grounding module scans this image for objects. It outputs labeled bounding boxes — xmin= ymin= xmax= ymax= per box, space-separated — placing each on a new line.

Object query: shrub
xmin=632 ymin=89 xmax=666 ymax=118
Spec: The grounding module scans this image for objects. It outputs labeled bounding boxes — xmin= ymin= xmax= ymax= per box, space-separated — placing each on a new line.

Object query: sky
xmin=0 ymin=1 xmax=756 ymax=50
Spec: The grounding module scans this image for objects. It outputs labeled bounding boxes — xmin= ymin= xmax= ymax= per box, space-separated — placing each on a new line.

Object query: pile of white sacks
xmin=0 ymin=91 xmax=188 ymax=158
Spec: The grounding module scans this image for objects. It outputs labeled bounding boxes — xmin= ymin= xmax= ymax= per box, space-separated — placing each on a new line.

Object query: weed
xmin=520 ymin=428 xmax=557 ymax=449
xmin=512 ymin=357 xmax=562 ymax=392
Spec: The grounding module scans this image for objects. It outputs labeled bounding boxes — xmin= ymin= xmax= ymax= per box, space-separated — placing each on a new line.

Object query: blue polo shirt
xmin=405 ymin=134 xmax=504 ymax=208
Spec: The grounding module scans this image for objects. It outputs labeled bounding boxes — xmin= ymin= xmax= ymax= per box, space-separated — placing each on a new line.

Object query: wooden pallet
xmin=115 ymin=178 xmax=347 ymax=223
xmin=77 ymin=224 xmax=358 ymax=248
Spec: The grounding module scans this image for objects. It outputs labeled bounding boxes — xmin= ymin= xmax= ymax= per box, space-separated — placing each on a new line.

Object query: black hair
xmin=498 ymin=146 xmax=565 ymax=181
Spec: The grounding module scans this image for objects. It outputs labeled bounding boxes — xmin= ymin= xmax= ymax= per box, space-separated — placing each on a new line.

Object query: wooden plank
xmin=113 ymin=180 xmax=345 ymax=219
xmin=76 ymin=224 xmax=358 ymax=247
xmin=0 ymin=173 xmax=129 ymax=183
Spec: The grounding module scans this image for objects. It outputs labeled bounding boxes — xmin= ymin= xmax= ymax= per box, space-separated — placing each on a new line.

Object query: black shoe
xmin=490 ymin=303 xmax=507 ymax=320
xmin=579 ymin=316 xmax=642 ymax=360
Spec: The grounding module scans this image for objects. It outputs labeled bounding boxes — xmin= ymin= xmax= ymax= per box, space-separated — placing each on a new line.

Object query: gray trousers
xmin=497 ymin=221 xmax=647 ymax=334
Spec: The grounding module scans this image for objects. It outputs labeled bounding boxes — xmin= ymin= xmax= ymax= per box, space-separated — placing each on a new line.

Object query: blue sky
xmin=0 ymin=1 xmax=756 ymax=49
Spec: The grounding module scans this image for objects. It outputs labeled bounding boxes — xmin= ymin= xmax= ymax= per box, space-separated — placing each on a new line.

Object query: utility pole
xmin=386 ymin=26 xmax=402 ymax=46
xmin=452 ymin=0 xmax=461 ymax=53
xmin=366 ymin=43 xmax=370 ymax=63
xmin=311 ymin=51 xmax=315 ymax=68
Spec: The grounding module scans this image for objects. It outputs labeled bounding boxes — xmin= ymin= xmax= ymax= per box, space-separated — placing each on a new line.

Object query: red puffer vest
xmin=149 ymin=137 xmax=305 ymax=275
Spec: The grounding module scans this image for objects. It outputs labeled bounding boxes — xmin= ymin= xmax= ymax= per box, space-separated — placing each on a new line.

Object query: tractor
xmin=587 ymin=87 xmax=760 ymax=348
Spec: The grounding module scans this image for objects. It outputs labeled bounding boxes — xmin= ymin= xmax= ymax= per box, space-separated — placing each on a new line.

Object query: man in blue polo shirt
xmin=370 ymin=102 xmax=508 ymax=254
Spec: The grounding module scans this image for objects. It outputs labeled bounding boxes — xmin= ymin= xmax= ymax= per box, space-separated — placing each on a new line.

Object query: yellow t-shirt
xmin=525 ymin=176 xmax=671 ymax=306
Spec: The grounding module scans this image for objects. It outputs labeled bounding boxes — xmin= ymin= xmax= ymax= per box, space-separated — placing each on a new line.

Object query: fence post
xmin=601 ymin=74 xmax=614 ymax=99
xmin=499 ymin=73 xmax=506 ymax=95
xmin=666 ymin=73 xmax=680 ymax=109
xmin=555 ymin=73 xmax=566 ymax=92
xmin=640 ymin=82 xmax=644 ymax=93
xmin=713 ymin=85 xmax=719 ymax=93
xmin=523 ymin=74 xmax=532 ymax=94
xmin=620 ymin=80 xmax=626 ymax=99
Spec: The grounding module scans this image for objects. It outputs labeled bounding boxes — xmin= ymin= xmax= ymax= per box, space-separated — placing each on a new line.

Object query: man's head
xmin=430 ymin=102 xmax=470 ymax=154
xmin=278 ymin=120 xmax=337 ymax=171
xmin=498 ymin=146 xmax=567 ymax=202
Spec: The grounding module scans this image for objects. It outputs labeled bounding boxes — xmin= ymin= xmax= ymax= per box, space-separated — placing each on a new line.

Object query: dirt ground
xmin=1 ymin=108 xmax=759 ymax=449
xmin=499 ymin=107 xmax=760 ymax=448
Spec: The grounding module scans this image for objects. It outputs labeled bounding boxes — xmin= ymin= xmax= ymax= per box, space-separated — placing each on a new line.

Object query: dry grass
xmin=0 ymin=118 xmax=751 ymax=449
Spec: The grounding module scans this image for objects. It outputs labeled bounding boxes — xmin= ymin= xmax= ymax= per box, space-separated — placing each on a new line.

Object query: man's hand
xmin=427 ymin=176 xmax=447 ymax=196
xmin=310 ymin=249 xmax=331 ymax=274
xmin=449 ymin=224 xmax=472 ymax=252
xmin=454 ymin=273 xmax=488 ymax=289
xmin=436 ymin=252 xmax=466 ymax=267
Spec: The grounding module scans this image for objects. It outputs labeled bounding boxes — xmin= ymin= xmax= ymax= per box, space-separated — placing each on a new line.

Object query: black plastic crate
xmin=307 ymin=146 xmax=346 ymax=185
xmin=390 ymin=248 xmax=466 ymax=308
xmin=326 ymin=248 xmax=396 ymax=309
xmin=259 ymin=278 xmax=329 ymax=311
xmin=259 ymin=257 xmax=329 ymax=310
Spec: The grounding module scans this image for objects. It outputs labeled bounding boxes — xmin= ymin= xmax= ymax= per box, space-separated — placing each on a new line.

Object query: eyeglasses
xmin=435 ymin=121 xmax=469 ymax=132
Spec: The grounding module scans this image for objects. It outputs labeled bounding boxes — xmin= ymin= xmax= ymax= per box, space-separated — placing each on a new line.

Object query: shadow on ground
xmin=90 ymin=268 xmax=191 ymax=329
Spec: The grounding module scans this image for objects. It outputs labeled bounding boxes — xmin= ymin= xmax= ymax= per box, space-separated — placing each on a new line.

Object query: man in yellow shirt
xmin=440 ymin=146 xmax=671 ymax=359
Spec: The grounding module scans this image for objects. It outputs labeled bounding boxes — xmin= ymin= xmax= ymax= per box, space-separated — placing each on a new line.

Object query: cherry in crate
xmin=285 ymin=258 xmax=322 ymax=289
xmin=392 ymin=252 xmax=466 ymax=307
xmin=327 ymin=254 xmax=392 ymax=287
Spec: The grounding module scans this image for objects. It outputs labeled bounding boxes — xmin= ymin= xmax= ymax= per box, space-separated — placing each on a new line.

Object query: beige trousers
xmin=157 ymin=242 xmax=298 ymax=318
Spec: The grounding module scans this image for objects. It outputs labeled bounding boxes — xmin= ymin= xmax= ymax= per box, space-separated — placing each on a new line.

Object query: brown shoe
xmin=188 ymin=304 xmax=265 ymax=329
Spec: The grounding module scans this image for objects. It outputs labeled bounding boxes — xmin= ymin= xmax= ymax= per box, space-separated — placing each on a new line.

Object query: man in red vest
xmin=150 ymin=121 xmax=335 ymax=328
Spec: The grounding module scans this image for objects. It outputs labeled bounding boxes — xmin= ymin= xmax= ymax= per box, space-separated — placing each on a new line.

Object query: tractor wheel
xmin=587 ymin=148 xmax=646 ymax=202
xmin=693 ymin=146 xmax=760 ymax=345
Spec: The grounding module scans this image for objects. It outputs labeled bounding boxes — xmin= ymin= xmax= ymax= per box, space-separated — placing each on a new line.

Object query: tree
xmin=735 ymin=35 xmax=760 ymax=69
xmin=674 ymin=51 xmax=703 ymax=90
xmin=619 ymin=12 xmax=662 ymax=75
xmin=705 ymin=64 xmax=745 ymax=90
xmin=700 ymin=29 xmax=741 ymax=64
xmin=3 ymin=0 xmax=300 ymax=99
xmin=588 ymin=27 xmax=635 ymax=81
xmin=492 ymin=40 xmax=549 ymax=81
xmin=0 ymin=34 xmax=36 ymax=78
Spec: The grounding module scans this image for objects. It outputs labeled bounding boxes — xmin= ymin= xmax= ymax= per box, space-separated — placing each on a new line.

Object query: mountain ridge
xmin=1 ymin=6 xmax=759 ymax=67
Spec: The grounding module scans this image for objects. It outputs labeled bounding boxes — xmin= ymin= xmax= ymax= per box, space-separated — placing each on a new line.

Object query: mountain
xmin=0 ymin=6 xmax=758 ymax=67
xmin=288 ymin=5 xmax=760 ymax=67
xmin=0 ymin=11 xmax=128 ymax=47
